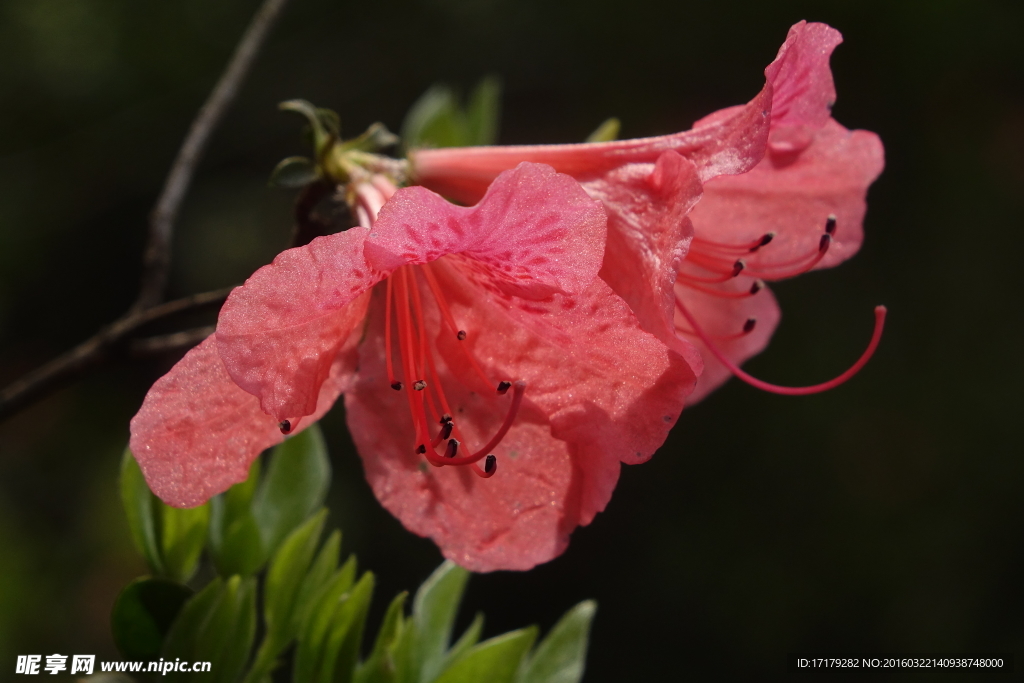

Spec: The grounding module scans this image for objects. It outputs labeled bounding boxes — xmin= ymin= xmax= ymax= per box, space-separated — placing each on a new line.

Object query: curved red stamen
xmin=692 ymin=232 xmax=776 ymax=253
xmin=677 ymin=278 xmax=765 ymax=299
xmin=688 ymin=232 xmax=832 ymax=281
xmin=420 ymin=380 xmax=526 ymax=467
xmin=675 ymin=299 xmax=887 ymax=395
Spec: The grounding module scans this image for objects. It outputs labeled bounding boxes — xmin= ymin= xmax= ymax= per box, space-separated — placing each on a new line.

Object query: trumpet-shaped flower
xmin=130 ymin=162 xmax=695 ymax=571
xmin=410 ymin=21 xmax=885 ymax=402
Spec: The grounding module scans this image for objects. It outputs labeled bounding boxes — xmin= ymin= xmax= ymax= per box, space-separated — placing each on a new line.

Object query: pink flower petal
xmin=365 ymin=162 xmax=606 ymax=298
xmin=689 ymin=120 xmax=885 ymax=275
xmin=129 ymin=334 xmax=359 ymax=508
xmin=673 ymin=278 xmax=781 ymax=404
xmin=346 ymin=256 xmax=695 ymax=572
xmin=216 ymin=228 xmax=378 ymax=421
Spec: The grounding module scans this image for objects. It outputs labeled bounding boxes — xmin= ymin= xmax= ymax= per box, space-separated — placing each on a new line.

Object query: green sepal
xmin=111 ymin=577 xmax=194 ymax=660
xmin=270 ymin=156 xmax=320 ymax=189
xmin=516 ymin=601 xmax=596 ymax=683
xmin=280 ymin=99 xmax=338 ymax=153
xmin=253 ymin=424 xmax=331 ymax=559
xmin=120 ymin=448 xmax=164 ymax=575
xmin=585 ymin=117 xmax=620 ymax=143
xmin=412 ymin=560 xmax=470 ymax=682
xmin=434 ymin=628 xmax=538 ymax=683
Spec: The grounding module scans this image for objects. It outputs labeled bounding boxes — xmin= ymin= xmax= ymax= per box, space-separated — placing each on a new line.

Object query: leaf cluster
xmin=110 ymin=425 xmax=595 ymax=683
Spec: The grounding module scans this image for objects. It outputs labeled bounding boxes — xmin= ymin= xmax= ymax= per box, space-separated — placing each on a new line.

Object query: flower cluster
xmin=130 ymin=21 xmax=884 ymax=572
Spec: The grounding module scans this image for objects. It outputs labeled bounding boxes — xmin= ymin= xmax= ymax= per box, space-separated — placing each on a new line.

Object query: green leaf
xmin=162 ymin=578 xmax=224 ymax=662
xmin=401 ymin=85 xmax=464 ymax=151
xmin=412 ymin=561 xmax=470 ymax=682
xmin=433 ymin=628 xmax=537 ymax=683
xmin=295 ymin=530 xmax=342 ymax=629
xmin=214 ymin=510 xmax=265 ymax=577
xmin=111 ymin=577 xmax=193 ymax=660
xmin=465 ymin=76 xmax=501 ymax=146
xmin=270 ymin=156 xmax=319 ymax=189
xmin=254 ymin=424 xmax=331 ymax=558
xmin=120 ymin=448 xmax=163 ymax=574
xmin=356 ymin=591 xmax=407 ymax=683
xmin=584 ymin=117 xmax=620 ymax=143
xmin=159 ymin=501 xmax=209 ymax=582
xmin=440 ymin=612 xmax=484 ymax=673
xmin=319 ymin=571 xmax=374 ymax=683
xmin=516 ymin=601 xmax=596 ymax=683
xmin=209 ymin=458 xmax=262 ymax=572
xmin=294 ymin=557 xmax=359 ymax=682
xmin=265 ymin=509 xmax=327 ymax=636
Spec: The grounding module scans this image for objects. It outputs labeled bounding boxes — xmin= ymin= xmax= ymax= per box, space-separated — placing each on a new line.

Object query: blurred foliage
xmin=104 ymin=427 xmax=594 ymax=683
xmin=0 ymin=0 xmax=1023 ymax=679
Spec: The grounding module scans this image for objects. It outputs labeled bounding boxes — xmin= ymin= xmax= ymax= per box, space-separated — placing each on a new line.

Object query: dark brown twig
xmin=131 ymin=325 xmax=218 ymax=357
xmin=0 ymin=290 xmax=231 ymax=421
xmin=135 ymin=0 xmax=292 ymax=311
xmin=0 ymin=0 xmax=291 ymax=423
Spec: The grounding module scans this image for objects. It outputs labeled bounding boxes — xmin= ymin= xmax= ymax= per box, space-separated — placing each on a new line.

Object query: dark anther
xmin=278 ymin=420 xmax=292 ymax=435
xmin=731 ymin=259 xmax=746 ymax=277
xmin=439 ymin=413 xmax=452 ymax=424
xmin=750 ymin=232 xmax=776 ymax=252
xmin=415 ymin=444 xmax=426 ymax=454
xmin=750 ymin=279 xmax=765 ymax=295
xmin=445 ymin=439 xmax=460 ymax=458
xmin=743 ymin=318 xmax=757 ymax=334
xmin=819 ymin=233 xmax=833 ymax=252
xmin=497 ymin=381 xmax=512 ymax=395
xmin=484 ymin=454 xmax=497 ymax=475
xmin=439 ymin=421 xmax=453 ymax=440
xmin=825 ymin=214 xmax=837 ymax=235
xmin=390 ymin=381 xmax=403 ymax=391
xmin=413 ymin=380 xmax=427 ymax=391
xmin=457 ymin=330 xmax=467 ymax=340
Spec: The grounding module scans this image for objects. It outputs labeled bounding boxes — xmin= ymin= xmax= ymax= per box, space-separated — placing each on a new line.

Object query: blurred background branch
xmin=0 ymin=0 xmax=291 ymax=423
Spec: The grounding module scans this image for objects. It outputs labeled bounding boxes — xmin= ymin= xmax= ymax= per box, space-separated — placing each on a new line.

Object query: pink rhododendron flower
xmin=130 ymin=162 xmax=695 ymax=571
xmin=410 ymin=21 xmax=886 ymax=402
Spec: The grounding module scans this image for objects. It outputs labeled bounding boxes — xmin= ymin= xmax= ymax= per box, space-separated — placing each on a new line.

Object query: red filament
xmin=383 ymin=263 xmax=525 ymax=477
xmin=674 ymin=298 xmax=887 ymax=395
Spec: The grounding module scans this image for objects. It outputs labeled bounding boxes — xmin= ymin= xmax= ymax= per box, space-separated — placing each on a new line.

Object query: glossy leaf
xmin=584 ymin=117 xmax=620 ymax=143
xmin=209 ymin=458 xmax=262 ymax=575
xmin=465 ymin=76 xmax=501 ymax=146
xmin=214 ymin=510 xmax=265 ymax=577
xmin=162 ymin=578 xmax=224 ymax=662
xmin=253 ymin=424 xmax=331 ymax=559
xmin=160 ymin=501 xmax=209 ymax=582
xmin=433 ymin=628 xmax=537 ymax=683
xmin=412 ymin=560 xmax=470 ymax=682
xmin=516 ymin=601 xmax=596 ymax=683
xmin=111 ymin=577 xmax=193 ymax=660
xmin=120 ymin=448 xmax=163 ymax=574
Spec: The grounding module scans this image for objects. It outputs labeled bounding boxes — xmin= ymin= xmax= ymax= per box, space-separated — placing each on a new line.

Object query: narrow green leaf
xmin=214 ymin=511 xmax=265 ymax=577
xmin=162 ymin=578 xmax=224 ymax=661
xmin=294 ymin=556 xmax=359 ymax=682
xmin=212 ymin=577 xmax=258 ymax=683
xmin=295 ymin=530 xmax=342 ymax=631
xmin=111 ymin=577 xmax=193 ymax=660
xmin=281 ymin=99 xmax=332 ymax=149
xmin=516 ymin=601 xmax=595 ymax=683
xmin=440 ymin=612 xmax=484 ymax=673
xmin=466 ymin=76 xmax=501 ymax=146
xmin=254 ymin=424 xmax=331 ymax=558
xmin=120 ymin=448 xmax=163 ymax=574
xmin=265 ymin=509 xmax=327 ymax=636
xmin=159 ymin=501 xmax=209 ymax=582
xmin=401 ymin=85 xmax=465 ymax=151
xmin=319 ymin=571 xmax=375 ymax=683
xmin=316 ymin=108 xmax=341 ymax=138
xmin=584 ymin=117 xmax=620 ymax=143
xmin=433 ymin=628 xmax=537 ymax=683
xmin=413 ymin=561 xmax=470 ymax=682
xmin=356 ymin=591 xmax=407 ymax=683
xmin=270 ymin=156 xmax=319 ymax=189
xmin=209 ymin=458 xmax=261 ymax=564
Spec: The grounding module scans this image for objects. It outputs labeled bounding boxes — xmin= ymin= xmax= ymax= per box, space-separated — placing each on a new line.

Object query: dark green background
xmin=1 ymin=0 xmax=1021 ymax=679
